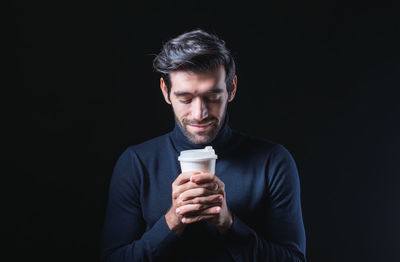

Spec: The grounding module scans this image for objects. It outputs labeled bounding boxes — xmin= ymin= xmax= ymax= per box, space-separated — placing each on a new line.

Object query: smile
xmin=188 ymin=122 xmax=213 ymax=131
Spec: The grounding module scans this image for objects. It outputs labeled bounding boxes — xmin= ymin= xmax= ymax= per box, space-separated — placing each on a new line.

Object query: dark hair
xmin=153 ymin=29 xmax=236 ymax=100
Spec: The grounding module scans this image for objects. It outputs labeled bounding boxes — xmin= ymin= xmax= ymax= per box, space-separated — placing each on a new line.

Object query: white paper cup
xmin=178 ymin=146 xmax=218 ymax=174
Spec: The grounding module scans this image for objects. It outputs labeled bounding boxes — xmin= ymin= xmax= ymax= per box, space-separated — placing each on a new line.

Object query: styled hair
xmin=153 ymin=29 xmax=236 ymax=100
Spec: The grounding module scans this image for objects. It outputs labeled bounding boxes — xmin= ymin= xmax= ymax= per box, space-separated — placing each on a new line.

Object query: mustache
xmin=183 ymin=118 xmax=217 ymax=125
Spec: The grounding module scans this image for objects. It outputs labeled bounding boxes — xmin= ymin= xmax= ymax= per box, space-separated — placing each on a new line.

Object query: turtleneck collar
xmin=169 ymin=112 xmax=233 ymax=156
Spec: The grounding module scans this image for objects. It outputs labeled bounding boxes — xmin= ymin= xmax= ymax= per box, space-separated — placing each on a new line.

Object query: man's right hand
xmin=165 ymin=171 xmax=222 ymax=236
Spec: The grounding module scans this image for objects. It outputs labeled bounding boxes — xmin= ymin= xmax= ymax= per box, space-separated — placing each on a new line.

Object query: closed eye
xmin=204 ymin=95 xmax=221 ymax=103
xmin=180 ymin=99 xmax=192 ymax=104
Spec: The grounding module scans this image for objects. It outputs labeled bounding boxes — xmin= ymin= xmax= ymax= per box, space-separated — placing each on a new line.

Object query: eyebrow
xmin=173 ymin=87 xmax=224 ymax=97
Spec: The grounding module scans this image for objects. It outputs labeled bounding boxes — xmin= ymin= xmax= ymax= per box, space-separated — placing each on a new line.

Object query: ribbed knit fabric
xmin=100 ymin=114 xmax=306 ymax=261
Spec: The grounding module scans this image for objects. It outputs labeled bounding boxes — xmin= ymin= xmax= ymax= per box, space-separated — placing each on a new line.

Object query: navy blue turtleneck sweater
xmin=100 ymin=115 xmax=306 ymax=261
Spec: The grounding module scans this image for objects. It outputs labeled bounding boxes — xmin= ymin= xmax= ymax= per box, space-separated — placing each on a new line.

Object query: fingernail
xmin=179 ymin=194 xmax=183 ymax=199
xmin=182 ymin=217 xmax=187 ymax=223
xmin=176 ymin=208 xmax=181 ymax=214
xmin=218 ymin=196 xmax=223 ymax=201
xmin=215 ymin=207 xmax=221 ymax=212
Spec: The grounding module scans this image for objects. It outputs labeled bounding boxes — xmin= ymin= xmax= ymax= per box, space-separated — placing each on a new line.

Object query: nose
xmin=191 ymin=97 xmax=208 ymax=121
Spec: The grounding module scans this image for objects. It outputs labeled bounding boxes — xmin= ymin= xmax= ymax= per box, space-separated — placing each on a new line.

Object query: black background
xmin=10 ymin=0 xmax=400 ymax=261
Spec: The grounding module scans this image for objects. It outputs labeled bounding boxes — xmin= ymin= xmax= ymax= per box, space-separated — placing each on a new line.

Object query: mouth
xmin=187 ymin=122 xmax=213 ymax=131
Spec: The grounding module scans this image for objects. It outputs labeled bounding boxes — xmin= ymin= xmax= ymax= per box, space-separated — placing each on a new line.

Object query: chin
xmin=190 ymin=137 xmax=212 ymax=145
xmin=180 ymin=121 xmax=221 ymax=145
xmin=188 ymin=130 xmax=218 ymax=145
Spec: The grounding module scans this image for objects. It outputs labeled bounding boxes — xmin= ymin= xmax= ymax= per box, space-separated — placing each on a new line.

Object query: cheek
xmin=172 ymin=104 xmax=190 ymax=119
xmin=210 ymin=102 xmax=227 ymax=117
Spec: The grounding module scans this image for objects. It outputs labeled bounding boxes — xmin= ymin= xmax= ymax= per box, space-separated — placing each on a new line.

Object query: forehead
xmin=169 ymin=65 xmax=226 ymax=94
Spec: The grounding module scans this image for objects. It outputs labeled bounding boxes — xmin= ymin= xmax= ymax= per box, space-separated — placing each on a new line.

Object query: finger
xmin=173 ymin=182 xmax=218 ymax=199
xmin=173 ymin=171 xmax=201 ymax=186
xmin=201 ymin=206 xmax=222 ymax=215
xmin=190 ymin=173 xmax=215 ymax=184
xmin=176 ymin=202 xmax=222 ymax=216
xmin=177 ymin=194 xmax=223 ymax=207
xmin=181 ymin=214 xmax=217 ymax=224
xmin=179 ymin=187 xmax=218 ymax=201
xmin=197 ymin=175 xmax=225 ymax=193
xmin=180 ymin=206 xmax=222 ymax=224
xmin=176 ymin=203 xmax=209 ymax=216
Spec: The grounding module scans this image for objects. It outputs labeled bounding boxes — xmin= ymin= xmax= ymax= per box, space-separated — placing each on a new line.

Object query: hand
xmin=165 ymin=171 xmax=221 ymax=235
xmin=180 ymin=173 xmax=233 ymax=234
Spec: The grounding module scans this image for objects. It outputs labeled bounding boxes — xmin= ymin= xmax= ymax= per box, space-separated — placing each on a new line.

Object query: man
xmin=101 ymin=29 xmax=306 ymax=261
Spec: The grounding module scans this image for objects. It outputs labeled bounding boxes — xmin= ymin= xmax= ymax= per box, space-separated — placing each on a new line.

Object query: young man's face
xmin=161 ymin=65 xmax=237 ymax=145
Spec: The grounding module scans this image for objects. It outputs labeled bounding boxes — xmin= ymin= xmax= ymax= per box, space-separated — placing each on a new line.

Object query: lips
xmin=188 ymin=122 xmax=213 ymax=131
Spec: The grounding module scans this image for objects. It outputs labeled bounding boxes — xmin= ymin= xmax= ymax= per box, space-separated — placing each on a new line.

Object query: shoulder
xmin=119 ymin=132 xmax=171 ymax=164
xmin=228 ymin=129 xmax=297 ymax=169
xmin=112 ymin=133 xmax=170 ymax=178
xmin=231 ymin=129 xmax=289 ymax=155
xmin=125 ymin=132 xmax=169 ymax=153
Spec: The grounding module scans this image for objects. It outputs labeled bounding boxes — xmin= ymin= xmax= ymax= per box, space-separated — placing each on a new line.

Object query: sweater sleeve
xmin=100 ymin=148 xmax=180 ymax=262
xmin=220 ymin=144 xmax=306 ymax=262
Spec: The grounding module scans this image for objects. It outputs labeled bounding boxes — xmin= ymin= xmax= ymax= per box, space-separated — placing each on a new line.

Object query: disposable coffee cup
xmin=178 ymin=146 xmax=218 ymax=174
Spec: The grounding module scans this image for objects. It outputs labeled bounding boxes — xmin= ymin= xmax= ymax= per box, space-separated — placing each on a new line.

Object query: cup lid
xmin=178 ymin=146 xmax=218 ymax=162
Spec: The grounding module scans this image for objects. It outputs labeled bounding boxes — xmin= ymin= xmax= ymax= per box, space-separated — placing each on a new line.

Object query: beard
xmin=174 ymin=105 xmax=228 ymax=145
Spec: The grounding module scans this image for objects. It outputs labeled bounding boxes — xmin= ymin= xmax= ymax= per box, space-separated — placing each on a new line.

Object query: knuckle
xmin=180 ymin=191 xmax=186 ymax=198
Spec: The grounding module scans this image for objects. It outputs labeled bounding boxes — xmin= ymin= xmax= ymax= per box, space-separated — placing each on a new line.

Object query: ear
xmin=160 ymin=78 xmax=171 ymax=104
xmin=228 ymin=75 xmax=237 ymax=102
